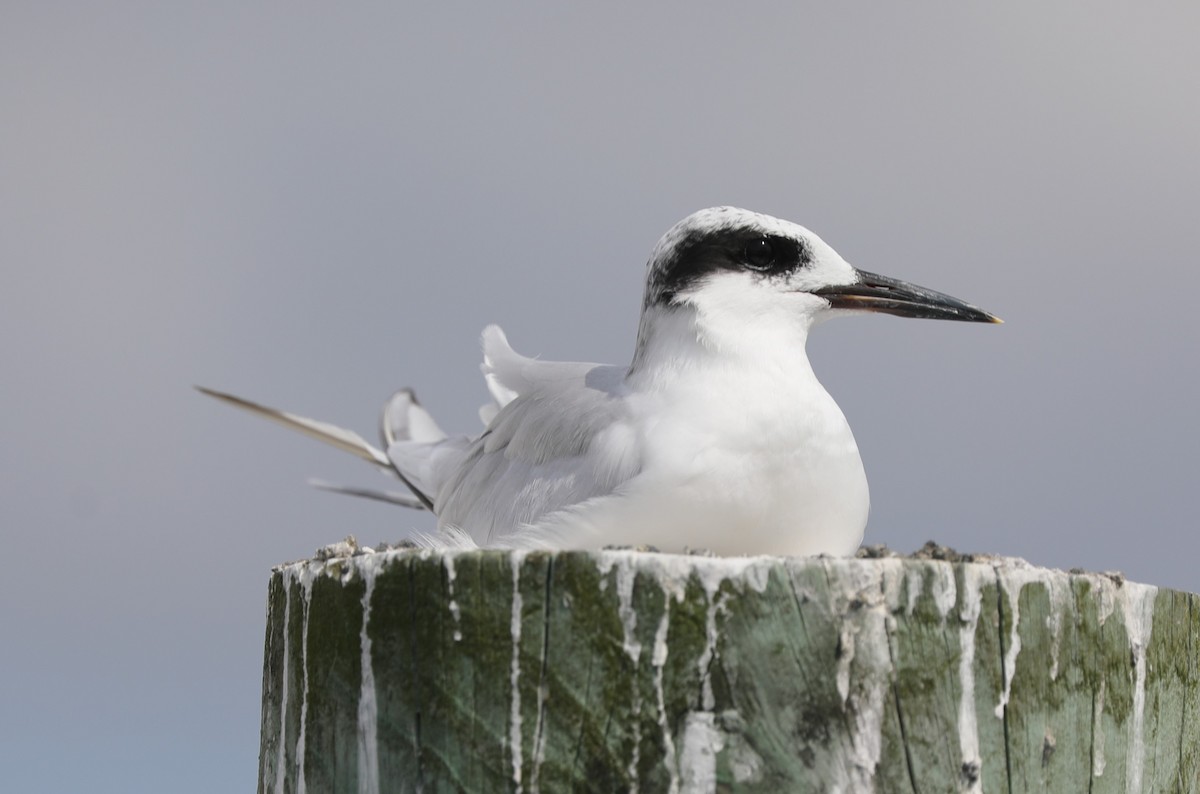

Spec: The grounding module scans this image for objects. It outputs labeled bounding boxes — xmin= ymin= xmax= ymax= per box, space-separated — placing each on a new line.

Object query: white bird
xmin=200 ymin=207 xmax=999 ymax=556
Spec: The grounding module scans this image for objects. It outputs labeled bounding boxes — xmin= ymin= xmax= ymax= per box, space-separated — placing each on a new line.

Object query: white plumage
xmin=201 ymin=207 xmax=999 ymax=556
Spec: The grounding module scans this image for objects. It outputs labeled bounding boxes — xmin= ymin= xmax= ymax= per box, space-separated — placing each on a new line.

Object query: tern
xmin=200 ymin=207 xmax=999 ymax=556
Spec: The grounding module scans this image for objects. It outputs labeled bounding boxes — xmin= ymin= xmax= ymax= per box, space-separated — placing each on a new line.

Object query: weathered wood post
xmin=258 ymin=547 xmax=1198 ymax=793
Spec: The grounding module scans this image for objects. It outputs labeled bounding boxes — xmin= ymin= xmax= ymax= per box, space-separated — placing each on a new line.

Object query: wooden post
xmin=257 ymin=548 xmax=1199 ymax=793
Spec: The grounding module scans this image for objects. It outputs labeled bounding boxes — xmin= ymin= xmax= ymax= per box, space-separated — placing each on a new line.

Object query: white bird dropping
xmin=200 ymin=206 xmax=1000 ymax=556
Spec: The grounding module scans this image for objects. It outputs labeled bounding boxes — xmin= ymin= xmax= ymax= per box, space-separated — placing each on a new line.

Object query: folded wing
xmin=391 ymin=326 xmax=642 ymax=545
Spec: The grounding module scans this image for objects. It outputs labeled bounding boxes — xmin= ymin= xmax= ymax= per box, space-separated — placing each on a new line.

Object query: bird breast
xmin=618 ymin=358 xmax=871 ymax=556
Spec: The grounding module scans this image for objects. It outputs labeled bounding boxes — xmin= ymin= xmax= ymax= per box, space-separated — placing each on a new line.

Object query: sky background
xmin=3 ymin=2 xmax=1198 ymax=790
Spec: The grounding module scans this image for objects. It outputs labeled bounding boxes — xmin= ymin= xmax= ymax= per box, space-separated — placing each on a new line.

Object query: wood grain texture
xmin=257 ymin=550 xmax=1199 ymax=793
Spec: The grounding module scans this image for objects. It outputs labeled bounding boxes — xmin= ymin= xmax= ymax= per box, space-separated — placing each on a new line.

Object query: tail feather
xmin=197 ymin=386 xmax=389 ymax=465
xmin=307 ymin=478 xmax=427 ymax=510
xmin=380 ymin=388 xmax=447 ymax=447
xmin=197 ymin=385 xmax=435 ymax=510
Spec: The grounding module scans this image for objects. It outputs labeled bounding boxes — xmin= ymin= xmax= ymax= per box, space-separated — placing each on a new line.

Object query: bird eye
xmin=744 ymin=237 xmax=776 ymax=270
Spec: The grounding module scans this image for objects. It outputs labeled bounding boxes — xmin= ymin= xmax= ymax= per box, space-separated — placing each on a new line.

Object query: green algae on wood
xmin=257 ymin=550 xmax=1200 ymax=793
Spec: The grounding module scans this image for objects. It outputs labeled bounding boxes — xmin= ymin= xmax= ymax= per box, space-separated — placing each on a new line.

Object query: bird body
xmin=201 ymin=207 xmax=998 ymax=556
xmin=409 ymin=317 xmax=867 ymax=556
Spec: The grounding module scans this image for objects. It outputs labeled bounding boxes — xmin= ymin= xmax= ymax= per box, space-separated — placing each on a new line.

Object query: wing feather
xmin=436 ymin=352 xmax=641 ymax=545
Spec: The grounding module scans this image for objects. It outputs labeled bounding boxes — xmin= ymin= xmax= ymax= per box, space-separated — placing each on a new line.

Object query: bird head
xmin=635 ymin=207 xmax=999 ymax=362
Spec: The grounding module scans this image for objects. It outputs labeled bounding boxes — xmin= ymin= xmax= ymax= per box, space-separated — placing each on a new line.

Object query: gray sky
xmin=3 ymin=2 xmax=1198 ymax=790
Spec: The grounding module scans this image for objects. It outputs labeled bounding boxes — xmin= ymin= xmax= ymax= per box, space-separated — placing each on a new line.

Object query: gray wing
xmin=440 ymin=366 xmax=642 ymax=544
xmin=389 ymin=329 xmax=643 ymax=545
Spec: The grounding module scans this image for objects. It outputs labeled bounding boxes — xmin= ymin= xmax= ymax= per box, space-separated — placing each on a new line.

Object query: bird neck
xmin=628 ymin=303 xmax=819 ymax=390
